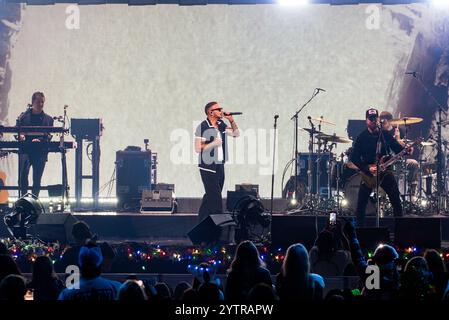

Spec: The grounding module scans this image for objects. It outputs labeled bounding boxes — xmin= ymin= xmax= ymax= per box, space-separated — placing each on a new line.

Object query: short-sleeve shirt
xmin=58 ymin=276 xmax=121 ymax=301
xmin=195 ymin=118 xmax=228 ymax=173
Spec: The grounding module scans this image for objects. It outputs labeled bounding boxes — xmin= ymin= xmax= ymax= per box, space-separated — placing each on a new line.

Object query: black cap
xmin=366 ymin=108 xmax=379 ymax=119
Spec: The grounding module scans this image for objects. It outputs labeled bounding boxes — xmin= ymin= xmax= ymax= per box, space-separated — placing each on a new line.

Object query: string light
xmin=3 ymin=239 xmax=449 ymax=274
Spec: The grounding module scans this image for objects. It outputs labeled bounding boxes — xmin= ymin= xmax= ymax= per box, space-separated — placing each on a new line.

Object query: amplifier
xmin=347 ymin=119 xmax=365 ymax=140
xmin=116 ymin=150 xmax=152 ymax=212
xmin=235 ymin=184 xmax=259 ymax=194
xmin=71 ymin=118 xmax=103 ymax=139
xmin=140 ymin=189 xmax=175 ymax=213
xmin=153 ymin=183 xmax=175 ymax=191
xmin=226 ymin=190 xmax=258 ymax=212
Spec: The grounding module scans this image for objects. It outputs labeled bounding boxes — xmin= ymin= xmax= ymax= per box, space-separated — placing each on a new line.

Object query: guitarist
xmin=350 ymin=108 xmax=409 ymax=226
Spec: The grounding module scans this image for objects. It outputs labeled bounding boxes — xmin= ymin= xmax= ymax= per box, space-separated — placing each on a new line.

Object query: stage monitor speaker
xmin=394 ymin=218 xmax=441 ymax=249
xmin=34 ymin=213 xmax=78 ymax=244
xmin=356 ymin=227 xmax=391 ymax=252
xmin=187 ymin=214 xmax=236 ymax=245
xmin=116 ymin=150 xmax=152 ymax=211
xmin=271 ymin=216 xmax=317 ymax=250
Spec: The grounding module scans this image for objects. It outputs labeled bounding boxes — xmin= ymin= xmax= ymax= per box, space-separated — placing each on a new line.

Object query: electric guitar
xmin=0 ymin=151 xmax=9 ymax=204
xmin=360 ymin=138 xmax=422 ymax=189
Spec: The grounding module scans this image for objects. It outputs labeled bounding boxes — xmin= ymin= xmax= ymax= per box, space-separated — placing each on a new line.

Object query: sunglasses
xmin=210 ymin=108 xmax=223 ymax=112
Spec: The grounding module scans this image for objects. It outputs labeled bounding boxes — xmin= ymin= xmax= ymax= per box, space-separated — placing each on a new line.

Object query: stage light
xmin=341 ymin=198 xmax=348 ymax=207
xmin=233 ymin=195 xmax=271 ymax=243
xmin=289 ymin=198 xmax=298 ymax=206
xmin=3 ymin=193 xmax=45 ymax=239
xmin=278 ymin=0 xmax=308 ymax=6
xmin=420 ymin=199 xmax=428 ymax=208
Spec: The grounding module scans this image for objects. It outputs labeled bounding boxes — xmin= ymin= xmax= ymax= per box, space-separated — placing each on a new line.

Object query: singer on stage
xmin=16 ymin=92 xmax=54 ymax=197
xmin=194 ymin=102 xmax=240 ymax=222
xmin=350 ymin=108 xmax=405 ymax=226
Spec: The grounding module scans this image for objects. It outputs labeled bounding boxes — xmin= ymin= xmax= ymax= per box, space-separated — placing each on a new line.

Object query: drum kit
xmin=286 ymin=115 xmax=443 ymax=217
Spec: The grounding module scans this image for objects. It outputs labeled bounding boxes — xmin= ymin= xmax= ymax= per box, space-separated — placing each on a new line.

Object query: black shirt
xmin=350 ymin=128 xmax=404 ymax=175
xmin=195 ymin=118 xmax=228 ymax=173
xmin=16 ymin=108 xmax=54 ymax=154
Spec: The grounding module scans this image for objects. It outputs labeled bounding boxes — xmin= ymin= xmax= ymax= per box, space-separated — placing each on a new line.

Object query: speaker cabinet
xmin=187 ymin=214 xmax=236 ymax=245
xmin=35 ymin=213 xmax=78 ymax=244
xmin=356 ymin=227 xmax=391 ymax=252
xmin=395 ymin=218 xmax=441 ymax=249
xmin=116 ymin=150 xmax=152 ymax=211
xmin=271 ymin=216 xmax=317 ymax=250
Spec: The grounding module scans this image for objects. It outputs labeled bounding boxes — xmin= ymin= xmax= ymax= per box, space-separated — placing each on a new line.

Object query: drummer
xmin=379 ymin=111 xmax=419 ymax=198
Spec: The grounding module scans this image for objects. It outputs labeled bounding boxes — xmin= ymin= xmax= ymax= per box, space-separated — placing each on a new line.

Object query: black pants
xmin=19 ymin=153 xmax=47 ymax=197
xmin=198 ymin=165 xmax=225 ymax=222
xmin=356 ymin=172 xmax=402 ymax=227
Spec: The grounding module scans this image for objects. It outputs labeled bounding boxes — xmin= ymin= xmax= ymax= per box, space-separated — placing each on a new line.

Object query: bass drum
xmin=343 ymin=173 xmax=377 ymax=216
xmin=282 ymin=176 xmax=308 ymax=204
xmin=329 ymin=161 xmax=359 ymax=189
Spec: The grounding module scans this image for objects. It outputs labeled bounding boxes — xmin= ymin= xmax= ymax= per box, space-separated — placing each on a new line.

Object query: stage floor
xmin=1 ymin=211 xmax=447 ymax=249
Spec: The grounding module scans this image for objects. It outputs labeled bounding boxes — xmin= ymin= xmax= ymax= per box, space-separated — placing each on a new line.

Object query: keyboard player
xmin=16 ymin=92 xmax=54 ymax=197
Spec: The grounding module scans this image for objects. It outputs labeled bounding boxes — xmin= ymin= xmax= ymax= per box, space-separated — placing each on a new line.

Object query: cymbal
xmin=298 ymin=127 xmax=322 ymax=135
xmin=316 ymin=133 xmax=352 ymax=144
xmin=390 ymin=117 xmax=423 ymax=126
xmin=402 ymin=138 xmax=435 ymax=147
xmin=310 ymin=117 xmax=335 ymax=126
xmin=421 ymin=140 xmax=435 ymax=147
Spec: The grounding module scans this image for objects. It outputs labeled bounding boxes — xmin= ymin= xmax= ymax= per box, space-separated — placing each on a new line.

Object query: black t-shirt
xmin=195 ymin=118 xmax=228 ymax=172
xmin=350 ymin=129 xmax=404 ymax=175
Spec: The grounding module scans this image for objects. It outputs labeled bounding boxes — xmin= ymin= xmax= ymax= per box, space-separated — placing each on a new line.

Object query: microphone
xmin=274 ymin=115 xmax=279 ymax=119
xmin=224 ymin=112 xmax=243 ymax=116
xmin=405 ymin=71 xmax=418 ymax=77
xmin=316 ymin=88 xmax=326 ymax=92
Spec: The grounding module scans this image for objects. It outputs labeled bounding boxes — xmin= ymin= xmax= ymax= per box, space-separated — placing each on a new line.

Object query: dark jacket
xmin=16 ymin=108 xmax=54 ymax=156
xmin=225 ymin=266 xmax=272 ymax=301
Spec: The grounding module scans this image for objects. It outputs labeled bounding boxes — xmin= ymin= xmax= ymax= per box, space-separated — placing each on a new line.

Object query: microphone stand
xmin=59 ymin=105 xmax=69 ymax=212
xmin=290 ymin=89 xmax=322 ymax=204
xmin=375 ymin=125 xmax=385 ymax=228
xmin=270 ymin=115 xmax=279 ymax=214
xmin=408 ymin=73 xmax=448 ymax=213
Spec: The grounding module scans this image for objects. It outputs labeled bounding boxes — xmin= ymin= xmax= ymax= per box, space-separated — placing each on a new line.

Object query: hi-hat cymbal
xmin=298 ymin=127 xmax=322 ymax=135
xmin=316 ymin=133 xmax=352 ymax=144
xmin=390 ymin=117 xmax=423 ymax=126
xmin=310 ymin=117 xmax=335 ymax=125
